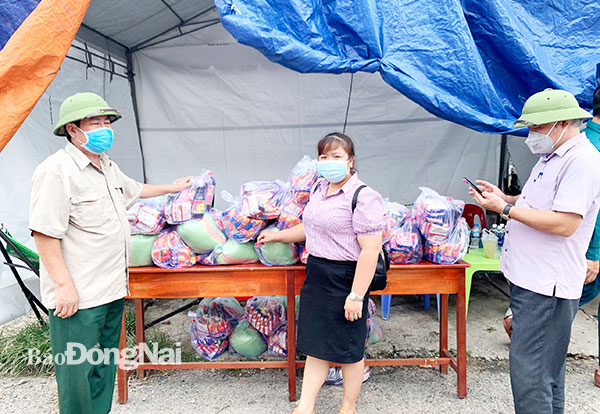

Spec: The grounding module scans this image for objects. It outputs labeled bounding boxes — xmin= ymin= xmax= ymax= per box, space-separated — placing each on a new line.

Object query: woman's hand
xmin=344 ymin=296 xmax=363 ymax=322
xmin=256 ymin=231 xmax=281 ymax=245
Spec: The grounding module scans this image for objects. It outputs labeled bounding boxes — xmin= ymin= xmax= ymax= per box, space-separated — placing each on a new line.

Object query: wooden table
xmin=117 ymin=260 xmax=469 ymax=403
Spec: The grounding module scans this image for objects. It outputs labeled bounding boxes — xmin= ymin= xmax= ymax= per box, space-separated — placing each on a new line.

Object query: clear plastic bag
xmin=229 ymin=318 xmax=267 ymax=359
xmin=129 ymin=234 xmax=157 ymax=267
xmin=151 ymin=229 xmax=197 ymax=269
xmin=127 ymin=197 xmax=166 ymax=235
xmin=424 ymin=218 xmax=470 ymax=264
xmin=221 ymin=191 xmax=267 ymax=243
xmin=275 ymin=193 xmax=305 ymax=230
xmin=288 ymin=155 xmax=319 ymax=205
xmin=239 ymin=180 xmax=287 ymax=220
xmin=245 ymin=296 xmax=287 ymax=337
xmin=382 ymin=200 xmax=411 ymax=243
xmin=188 ymin=306 xmax=230 ymax=360
xmin=197 ymin=297 xmax=246 ymax=329
xmin=365 ymin=317 xmax=383 ymax=349
xmin=164 ymin=170 xmax=216 ymax=224
xmin=413 ymin=187 xmax=465 ymax=245
xmin=267 ymin=324 xmax=288 ymax=357
xmin=176 ymin=214 xmax=227 ymax=254
xmin=367 ymin=298 xmax=376 ymax=317
xmin=297 ymin=243 xmax=309 ymax=264
xmin=384 ymin=216 xmax=423 ymax=264
xmin=201 ymin=239 xmax=259 ymax=265
xmin=255 ymin=225 xmax=299 ymax=266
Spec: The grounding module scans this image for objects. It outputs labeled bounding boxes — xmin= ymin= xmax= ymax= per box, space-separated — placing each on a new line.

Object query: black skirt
xmin=297 ymin=255 xmax=370 ymax=364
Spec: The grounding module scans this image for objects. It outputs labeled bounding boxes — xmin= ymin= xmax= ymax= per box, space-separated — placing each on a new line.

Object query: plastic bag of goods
xmin=413 ymin=187 xmax=465 ymax=245
xmin=367 ymin=298 xmax=376 ymax=317
xmin=267 ymin=325 xmax=288 ymax=357
xmin=127 ymin=197 xmax=166 ymax=235
xmin=384 ymin=217 xmax=423 ymax=264
xmin=382 ymin=200 xmax=411 ymax=243
xmin=297 ymin=244 xmax=309 ymax=264
xmin=245 ymin=296 xmax=287 ymax=337
xmin=365 ymin=317 xmax=383 ymax=349
xmin=130 ymin=234 xmax=157 ymax=267
xmin=255 ymin=226 xmax=299 ymax=266
xmin=201 ymin=239 xmax=259 ymax=265
xmin=151 ymin=229 xmax=197 ymax=269
xmin=239 ymin=180 xmax=287 ymax=220
xmin=221 ymin=191 xmax=267 ymax=243
xmin=229 ymin=319 xmax=267 ymax=359
xmin=424 ymin=218 xmax=470 ymax=264
xmin=164 ymin=170 xmax=216 ymax=224
xmin=188 ymin=312 xmax=229 ymax=360
xmin=275 ymin=194 xmax=305 ymax=230
xmin=208 ymin=208 xmax=225 ymax=232
xmin=288 ymin=155 xmax=319 ymax=204
xmin=198 ymin=297 xmax=245 ymax=329
xmin=176 ymin=214 xmax=227 ymax=254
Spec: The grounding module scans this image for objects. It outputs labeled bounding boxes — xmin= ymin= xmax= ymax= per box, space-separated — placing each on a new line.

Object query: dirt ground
xmin=1 ymin=274 xmax=598 ymax=413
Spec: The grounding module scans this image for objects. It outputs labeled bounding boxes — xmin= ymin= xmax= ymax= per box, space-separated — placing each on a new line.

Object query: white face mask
xmin=525 ymin=122 xmax=566 ymax=155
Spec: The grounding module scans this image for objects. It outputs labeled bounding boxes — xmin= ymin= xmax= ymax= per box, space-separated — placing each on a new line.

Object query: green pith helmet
xmin=514 ymin=88 xmax=591 ymax=128
xmin=53 ymin=92 xmax=122 ymax=136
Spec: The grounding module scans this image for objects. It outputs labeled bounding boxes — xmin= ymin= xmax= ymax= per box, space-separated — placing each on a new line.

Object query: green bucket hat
xmin=514 ymin=88 xmax=591 ymax=128
xmin=53 ymin=92 xmax=122 ymax=136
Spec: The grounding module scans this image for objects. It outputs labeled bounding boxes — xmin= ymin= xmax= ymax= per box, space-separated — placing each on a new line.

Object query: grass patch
xmin=0 ymin=303 xmax=200 ymax=377
xmin=0 ymin=320 xmax=52 ymax=376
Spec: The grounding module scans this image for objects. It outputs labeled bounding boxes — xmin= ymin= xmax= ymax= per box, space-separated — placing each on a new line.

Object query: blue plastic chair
xmin=380 ymin=294 xmax=440 ymax=320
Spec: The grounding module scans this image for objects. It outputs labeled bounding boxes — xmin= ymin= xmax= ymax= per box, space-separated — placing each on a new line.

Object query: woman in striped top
xmin=257 ymin=132 xmax=384 ymax=414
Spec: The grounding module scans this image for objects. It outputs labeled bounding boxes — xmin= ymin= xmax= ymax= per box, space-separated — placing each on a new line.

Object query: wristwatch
xmin=501 ymin=204 xmax=513 ymax=220
xmin=348 ymin=292 xmax=364 ymax=302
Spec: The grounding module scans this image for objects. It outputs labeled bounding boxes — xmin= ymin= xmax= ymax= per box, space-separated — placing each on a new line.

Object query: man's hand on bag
xmin=585 ymin=259 xmax=599 ymax=284
xmin=170 ymin=176 xmax=194 ymax=193
xmin=54 ymin=283 xmax=79 ymax=318
xmin=344 ymin=296 xmax=363 ymax=322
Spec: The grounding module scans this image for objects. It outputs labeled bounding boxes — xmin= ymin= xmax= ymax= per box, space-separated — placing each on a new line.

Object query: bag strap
xmin=352 ymin=185 xmax=368 ymax=213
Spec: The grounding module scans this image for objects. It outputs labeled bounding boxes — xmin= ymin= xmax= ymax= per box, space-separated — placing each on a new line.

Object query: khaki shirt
xmin=29 ymin=142 xmax=142 ymax=309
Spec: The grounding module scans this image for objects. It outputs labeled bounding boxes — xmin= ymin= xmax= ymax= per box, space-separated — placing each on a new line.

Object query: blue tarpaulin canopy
xmin=215 ymin=0 xmax=600 ymax=134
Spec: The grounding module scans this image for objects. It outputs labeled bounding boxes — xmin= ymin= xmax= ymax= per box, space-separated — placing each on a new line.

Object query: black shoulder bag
xmin=352 ymin=185 xmax=389 ymax=291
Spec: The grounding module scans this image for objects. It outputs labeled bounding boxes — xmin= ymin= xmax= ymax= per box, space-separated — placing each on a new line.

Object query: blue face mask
xmin=318 ymin=160 xmax=349 ymax=183
xmin=76 ymin=126 xmax=114 ymax=154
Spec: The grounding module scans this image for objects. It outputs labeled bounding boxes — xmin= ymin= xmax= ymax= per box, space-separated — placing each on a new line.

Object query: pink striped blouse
xmin=303 ymin=174 xmax=385 ymax=261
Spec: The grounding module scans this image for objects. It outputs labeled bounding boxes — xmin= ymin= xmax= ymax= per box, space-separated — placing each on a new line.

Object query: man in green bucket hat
xmin=29 ymin=92 xmax=193 ymax=414
xmin=468 ymin=88 xmax=600 ymax=413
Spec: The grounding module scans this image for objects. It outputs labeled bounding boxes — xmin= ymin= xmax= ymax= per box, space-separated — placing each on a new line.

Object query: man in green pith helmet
xmin=469 ymin=89 xmax=600 ymax=413
xmin=29 ymin=92 xmax=192 ymax=414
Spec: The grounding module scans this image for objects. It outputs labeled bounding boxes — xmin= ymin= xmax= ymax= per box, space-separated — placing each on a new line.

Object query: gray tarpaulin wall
xmin=2 ymin=1 xmax=565 ymax=323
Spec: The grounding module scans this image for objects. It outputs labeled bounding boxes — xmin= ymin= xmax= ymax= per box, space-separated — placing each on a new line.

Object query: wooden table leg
xmin=456 ymin=269 xmax=467 ymax=398
xmin=135 ymin=299 xmax=146 ymax=379
xmin=286 ymin=270 xmax=297 ymax=402
xmin=117 ymin=304 xmax=129 ymax=403
xmin=439 ymin=293 xmax=449 ymax=374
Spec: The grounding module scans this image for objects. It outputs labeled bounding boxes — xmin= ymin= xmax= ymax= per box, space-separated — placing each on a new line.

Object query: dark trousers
xmin=509 ymin=284 xmax=578 ymax=414
xmin=579 ymin=275 xmax=600 ymax=367
xmin=49 ymin=298 xmax=124 ymax=414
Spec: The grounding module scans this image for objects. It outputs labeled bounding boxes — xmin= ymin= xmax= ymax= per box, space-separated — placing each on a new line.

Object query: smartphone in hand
xmin=463 ymin=177 xmax=483 ymax=195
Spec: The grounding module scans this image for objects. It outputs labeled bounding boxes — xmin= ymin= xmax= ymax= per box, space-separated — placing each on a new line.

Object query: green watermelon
xmin=130 ymin=234 xmax=156 ymax=267
xmin=177 ymin=215 xmax=227 ymax=253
